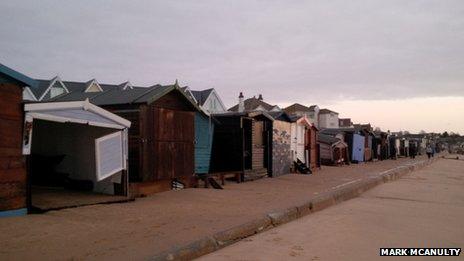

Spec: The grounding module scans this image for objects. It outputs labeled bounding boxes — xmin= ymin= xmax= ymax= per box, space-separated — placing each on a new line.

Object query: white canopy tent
xmin=23 ymin=100 xmax=131 ymax=196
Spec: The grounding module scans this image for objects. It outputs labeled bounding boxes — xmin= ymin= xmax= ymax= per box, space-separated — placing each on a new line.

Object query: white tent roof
xmin=24 ymin=99 xmax=131 ymax=129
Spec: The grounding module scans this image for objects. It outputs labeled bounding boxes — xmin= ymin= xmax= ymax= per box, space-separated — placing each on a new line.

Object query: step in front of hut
xmin=244 ymin=168 xmax=268 ymax=182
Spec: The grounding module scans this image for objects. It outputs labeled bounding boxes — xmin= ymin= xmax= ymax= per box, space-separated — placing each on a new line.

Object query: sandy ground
xmin=0 ymin=156 xmax=433 ymax=260
xmin=31 ymin=186 xmax=131 ymax=211
xmin=198 ymin=158 xmax=464 ymax=261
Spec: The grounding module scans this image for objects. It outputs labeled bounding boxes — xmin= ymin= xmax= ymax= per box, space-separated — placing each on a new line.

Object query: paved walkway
xmin=199 ymin=157 xmax=464 ymax=261
xmin=0 ymin=156 xmax=433 ymax=260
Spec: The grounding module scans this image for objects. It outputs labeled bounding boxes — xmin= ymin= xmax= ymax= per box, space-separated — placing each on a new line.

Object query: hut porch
xmin=24 ymin=101 xmax=131 ymax=211
xmin=31 ymin=186 xmax=131 ymax=212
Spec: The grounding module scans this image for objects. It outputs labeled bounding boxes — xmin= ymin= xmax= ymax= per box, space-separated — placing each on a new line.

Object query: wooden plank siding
xmin=194 ymin=113 xmax=213 ymax=174
xmin=0 ymin=83 xmax=26 ymax=211
xmin=109 ymin=108 xmax=142 ymax=182
xmin=104 ymin=90 xmax=196 ymax=194
xmin=152 ymin=107 xmax=194 ymax=180
xmin=307 ymin=127 xmax=319 ymax=170
xmin=251 ymin=121 xmax=264 ymax=169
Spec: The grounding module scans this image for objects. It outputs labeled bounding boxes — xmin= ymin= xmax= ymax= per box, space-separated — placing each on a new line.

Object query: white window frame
xmin=50 ymin=85 xmax=65 ymax=98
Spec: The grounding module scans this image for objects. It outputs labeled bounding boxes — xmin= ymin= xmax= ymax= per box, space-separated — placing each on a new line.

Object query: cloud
xmin=1 ymin=0 xmax=464 ymax=108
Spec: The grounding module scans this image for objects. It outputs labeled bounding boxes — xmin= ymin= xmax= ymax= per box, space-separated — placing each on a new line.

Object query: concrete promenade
xmin=0 ymin=156 xmax=438 ymax=260
xmin=199 ymin=157 xmax=464 ymax=260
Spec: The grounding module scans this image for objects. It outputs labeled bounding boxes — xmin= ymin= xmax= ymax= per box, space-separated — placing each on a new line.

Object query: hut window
xmin=50 ymin=86 xmax=65 ymax=97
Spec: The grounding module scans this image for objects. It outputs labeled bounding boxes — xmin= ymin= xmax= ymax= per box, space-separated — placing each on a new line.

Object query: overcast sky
xmin=1 ymin=1 xmax=463 ymax=133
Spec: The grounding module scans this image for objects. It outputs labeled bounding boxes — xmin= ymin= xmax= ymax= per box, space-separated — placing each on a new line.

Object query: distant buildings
xmin=228 ymin=93 xmax=281 ymax=112
xmin=339 ymin=118 xmax=353 ymax=128
xmin=318 ymin=109 xmax=340 ymax=129
xmin=187 ymin=88 xmax=227 ymax=113
xmin=284 ymin=104 xmax=342 ymax=129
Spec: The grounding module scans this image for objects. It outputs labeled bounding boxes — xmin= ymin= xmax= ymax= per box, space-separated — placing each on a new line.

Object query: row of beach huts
xmin=0 ymin=63 xmax=441 ymax=217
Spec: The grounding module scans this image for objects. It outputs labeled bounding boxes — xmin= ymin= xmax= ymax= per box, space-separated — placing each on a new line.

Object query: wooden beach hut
xmin=321 ymin=128 xmax=365 ymax=163
xmin=288 ymin=115 xmax=319 ymax=172
xmin=194 ymin=112 xmax=215 ymax=175
xmin=318 ymin=133 xmax=349 ymax=165
xmin=51 ymin=84 xmax=202 ymax=196
xmin=0 ymin=63 xmax=37 ymax=217
xmin=268 ymin=111 xmax=293 ymax=177
xmin=23 ymin=100 xmax=131 ymax=211
xmin=210 ymin=111 xmax=273 ymax=181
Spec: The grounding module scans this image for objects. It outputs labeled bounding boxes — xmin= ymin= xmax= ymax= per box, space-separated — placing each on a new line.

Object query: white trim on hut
xmin=84 ymin=79 xmax=103 ymax=92
xmin=38 ymin=76 xmax=70 ymax=100
xmin=22 ymin=100 xmax=131 ymax=195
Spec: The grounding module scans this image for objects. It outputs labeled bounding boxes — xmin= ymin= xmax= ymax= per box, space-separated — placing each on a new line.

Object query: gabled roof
xmin=33 ymin=78 xmax=145 ymax=101
xmin=290 ymin=115 xmax=317 ymax=129
xmin=0 ymin=63 xmax=38 ymax=89
xmin=228 ymin=97 xmax=276 ymax=112
xmin=267 ymin=111 xmax=292 ymax=122
xmin=190 ymin=88 xmax=214 ymax=106
xmin=84 ymin=79 xmax=103 ymax=92
xmin=319 ymin=108 xmax=339 ymax=114
xmin=49 ymin=84 xmax=201 ymax=112
xmin=284 ymin=103 xmax=310 ymax=114
xmin=35 ymin=76 xmax=70 ymax=100
xmin=24 ymin=100 xmax=131 ymax=129
xmin=308 ymin=105 xmax=319 ymax=111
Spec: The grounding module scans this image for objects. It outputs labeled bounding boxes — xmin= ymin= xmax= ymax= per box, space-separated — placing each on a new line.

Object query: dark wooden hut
xmin=0 ymin=64 xmax=37 ymax=217
xmin=52 ymin=84 xmax=201 ymax=196
xmin=318 ymin=133 xmax=349 ymax=165
xmin=320 ymin=128 xmax=366 ymax=163
xmin=210 ymin=111 xmax=273 ymax=181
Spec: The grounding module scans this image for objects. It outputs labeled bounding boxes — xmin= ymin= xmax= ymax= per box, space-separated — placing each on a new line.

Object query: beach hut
xmin=23 ymin=100 xmax=131 ymax=211
xmin=399 ymin=138 xmax=410 ymax=157
xmin=306 ymin=121 xmax=320 ymax=171
xmin=288 ymin=115 xmax=319 ymax=172
xmin=210 ymin=111 xmax=273 ymax=181
xmin=51 ymin=84 xmax=202 ymax=196
xmin=353 ymin=124 xmax=374 ymax=162
xmin=268 ymin=111 xmax=293 ymax=177
xmin=0 ymin=63 xmax=37 ymax=217
xmin=318 ymin=134 xmax=349 ymax=165
xmin=373 ymin=131 xmax=390 ymax=160
xmin=182 ymin=88 xmax=226 ymax=176
xmin=351 ymin=133 xmax=365 ymax=163
xmin=321 ymin=128 xmax=365 ymax=163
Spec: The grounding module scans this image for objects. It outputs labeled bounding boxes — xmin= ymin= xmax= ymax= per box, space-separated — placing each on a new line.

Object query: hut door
xmin=296 ymin=125 xmax=305 ymax=163
xmin=153 ymin=108 xmax=194 ymax=180
xmin=291 ymin=123 xmax=297 ymax=162
xmin=242 ymin=118 xmax=253 ymax=170
xmin=305 ymin=128 xmax=311 ymax=167
xmin=95 ymin=131 xmax=125 ymax=181
xmin=252 ymin=121 xmax=264 ymax=169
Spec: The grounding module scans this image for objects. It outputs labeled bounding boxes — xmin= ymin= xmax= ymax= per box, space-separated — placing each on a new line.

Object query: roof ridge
xmin=132 ymin=84 xmax=165 ymax=103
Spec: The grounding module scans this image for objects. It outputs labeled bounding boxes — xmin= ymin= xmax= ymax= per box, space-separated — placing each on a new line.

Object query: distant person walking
xmin=426 ymin=145 xmax=433 ymax=159
xmin=391 ymin=146 xmax=397 ymax=160
xmin=409 ymin=143 xmax=417 ymax=159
